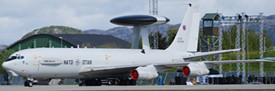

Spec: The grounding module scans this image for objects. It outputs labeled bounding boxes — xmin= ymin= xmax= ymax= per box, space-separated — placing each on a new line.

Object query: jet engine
xmin=182 ymin=62 xmax=210 ymax=76
xmin=131 ymin=65 xmax=158 ymax=80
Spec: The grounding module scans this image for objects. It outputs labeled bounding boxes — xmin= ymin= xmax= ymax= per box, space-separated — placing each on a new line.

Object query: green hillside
xmin=22 ymin=26 xmax=84 ymax=39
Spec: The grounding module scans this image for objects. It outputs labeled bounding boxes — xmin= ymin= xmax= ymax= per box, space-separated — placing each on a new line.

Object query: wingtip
xmin=232 ymin=48 xmax=241 ymax=51
xmin=262 ymin=57 xmax=275 ymax=61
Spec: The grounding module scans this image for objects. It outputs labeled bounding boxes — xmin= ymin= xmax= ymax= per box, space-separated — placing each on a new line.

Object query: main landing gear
xmin=117 ymin=79 xmax=136 ymax=85
xmin=79 ymin=78 xmax=136 ymax=86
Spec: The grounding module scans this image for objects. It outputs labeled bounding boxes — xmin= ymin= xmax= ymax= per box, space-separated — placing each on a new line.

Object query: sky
xmin=0 ymin=0 xmax=274 ymax=45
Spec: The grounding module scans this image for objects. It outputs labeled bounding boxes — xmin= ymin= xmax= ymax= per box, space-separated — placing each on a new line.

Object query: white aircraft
xmin=2 ymin=4 xmax=269 ymax=87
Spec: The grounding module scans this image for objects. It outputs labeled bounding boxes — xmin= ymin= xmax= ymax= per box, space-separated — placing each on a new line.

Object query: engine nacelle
xmin=131 ymin=65 xmax=158 ymax=80
xmin=182 ymin=62 xmax=210 ymax=76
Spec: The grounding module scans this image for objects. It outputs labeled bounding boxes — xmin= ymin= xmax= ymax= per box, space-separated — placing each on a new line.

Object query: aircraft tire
xmin=84 ymin=79 xmax=91 ymax=86
xmin=84 ymin=79 xmax=102 ymax=86
xmin=119 ymin=79 xmax=131 ymax=85
xmin=92 ymin=79 xmax=96 ymax=86
xmin=79 ymin=82 xmax=84 ymax=86
xmin=78 ymin=79 xmax=85 ymax=86
xmin=24 ymin=80 xmax=33 ymax=87
xmin=118 ymin=79 xmax=125 ymax=85
xmin=130 ymin=79 xmax=136 ymax=85
xmin=125 ymin=80 xmax=130 ymax=85
xmin=95 ymin=79 xmax=102 ymax=86
xmin=108 ymin=80 xmax=115 ymax=85
xmin=114 ymin=79 xmax=119 ymax=85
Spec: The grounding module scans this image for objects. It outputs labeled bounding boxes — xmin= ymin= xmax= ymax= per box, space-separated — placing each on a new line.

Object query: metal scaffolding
xmin=218 ymin=13 xmax=223 ymax=73
xmin=149 ymin=0 xmax=158 ymax=15
xmin=149 ymin=0 xmax=158 ymax=49
xmin=241 ymin=12 xmax=246 ymax=83
xmin=217 ymin=12 xmax=264 ymax=83
xmin=200 ymin=13 xmax=222 ymax=72
xmin=259 ymin=12 xmax=264 ymax=77
xmin=236 ymin=17 xmax=241 ymax=77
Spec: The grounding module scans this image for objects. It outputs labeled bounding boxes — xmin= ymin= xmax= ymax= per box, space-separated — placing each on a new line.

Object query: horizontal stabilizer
xmin=184 ymin=49 xmax=240 ymax=60
xmin=153 ymin=59 xmax=271 ymax=67
xmin=204 ymin=59 xmax=270 ymax=65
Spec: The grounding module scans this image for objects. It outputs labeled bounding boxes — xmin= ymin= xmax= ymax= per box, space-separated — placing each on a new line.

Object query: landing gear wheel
xmin=114 ymin=79 xmax=119 ymax=85
xmin=24 ymin=80 xmax=33 ymax=87
xmin=78 ymin=79 xmax=85 ymax=86
xmin=83 ymin=79 xmax=102 ymax=86
xmin=85 ymin=79 xmax=92 ymax=86
xmin=108 ymin=80 xmax=115 ymax=85
xmin=118 ymin=79 xmax=125 ymax=85
xmin=95 ymin=79 xmax=102 ymax=86
xmin=79 ymin=82 xmax=84 ymax=86
xmin=125 ymin=80 xmax=130 ymax=85
xmin=130 ymin=79 xmax=136 ymax=85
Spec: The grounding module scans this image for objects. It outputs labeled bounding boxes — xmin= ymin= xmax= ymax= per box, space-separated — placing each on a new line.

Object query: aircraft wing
xmin=184 ymin=49 xmax=240 ymax=60
xmin=79 ymin=64 xmax=148 ymax=74
xmin=78 ymin=59 xmax=271 ymax=75
xmin=203 ymin=59 xmax=271 ymax=65
xmin=154 ymin=59 xmax=270 ymax=67
xmin=262 ymin=57 xmax=275 ymax=60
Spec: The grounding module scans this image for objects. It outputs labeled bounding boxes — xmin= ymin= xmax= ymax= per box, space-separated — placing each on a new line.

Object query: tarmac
xmin=0 ymin=85 xmax=275 ymax=91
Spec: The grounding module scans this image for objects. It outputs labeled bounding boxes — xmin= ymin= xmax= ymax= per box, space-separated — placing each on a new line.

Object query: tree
xmin=137 ymin=31 xmax=168 ymax=49
xmin=221 ymin=25 xmax=273 ymax=52
xmin=0 ymin=50 xmax=15 ymax=74
xmin=166 ymin=26 xmax=179 ymax=46
xmin=81 ymin=42 xmax=93 ymax=48
xmin=97 ymin=42 xmax=122 ymax=48
xmin=149 ymin=31 xmax=168 ymax=49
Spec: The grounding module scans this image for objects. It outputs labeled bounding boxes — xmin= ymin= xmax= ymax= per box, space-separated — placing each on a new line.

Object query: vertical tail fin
xmin=166 ymin=4 xmax=200 ymax=52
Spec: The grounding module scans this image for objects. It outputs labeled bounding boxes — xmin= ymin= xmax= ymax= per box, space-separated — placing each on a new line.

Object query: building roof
xmin=202 ymin=13 xmax=220 ymax=20
xmin=51 ymin=34 xmax=130 ymax=48
xmin=6 ymin=34 xmax=130 ymax=50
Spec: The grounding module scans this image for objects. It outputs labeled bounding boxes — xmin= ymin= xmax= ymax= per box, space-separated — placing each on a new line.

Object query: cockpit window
xmin=5 ymin=56 xmax=17 ymax=62
xmin=17 ymin=56 xmax=24 ymax=59
xmin=5 ymin=55 xmax=24 ymax=62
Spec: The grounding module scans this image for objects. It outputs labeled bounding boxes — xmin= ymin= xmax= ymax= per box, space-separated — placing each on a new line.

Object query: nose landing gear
xmin=24 ymin=80 xmax=33 ymax=87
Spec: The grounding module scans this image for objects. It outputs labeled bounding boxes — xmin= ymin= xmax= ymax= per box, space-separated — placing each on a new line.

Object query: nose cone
xmin=2 ymin=62 xmax=19 ymax=77
xmin=2 ymin=62 xmax=9 ymax=70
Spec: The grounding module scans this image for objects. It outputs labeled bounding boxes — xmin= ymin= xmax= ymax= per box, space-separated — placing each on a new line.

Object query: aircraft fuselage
xmin=3 ymin=48 xmax=190 ymax=79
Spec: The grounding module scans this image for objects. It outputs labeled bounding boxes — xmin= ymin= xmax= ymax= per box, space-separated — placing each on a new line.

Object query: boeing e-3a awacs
xmin=2 ymin=4 xmax=269 ymax=87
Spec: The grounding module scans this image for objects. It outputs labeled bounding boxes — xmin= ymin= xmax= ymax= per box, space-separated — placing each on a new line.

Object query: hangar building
xmin=6 ymin=34 xmax=130 ymax=52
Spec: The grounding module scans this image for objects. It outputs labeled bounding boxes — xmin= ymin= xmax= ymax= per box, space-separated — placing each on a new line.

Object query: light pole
xmin=59 ymin=37 xmax=62 ymax=48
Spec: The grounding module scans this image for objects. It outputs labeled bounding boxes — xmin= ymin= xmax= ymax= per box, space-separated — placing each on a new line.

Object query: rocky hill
xmin=0 ymin=45 xmax=7 ymax=51
xmin=246 ymin=15 xmax=275 ymax=40
xmin=84 ymin=24 xmax=180 ymax=42
xmin=22 ymin=26 xmax=84 ymax=39
xmin=84 ymin=15 xmax=275 ymax=44
xmin=84 ymin=27 xmax=133 ymax=42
